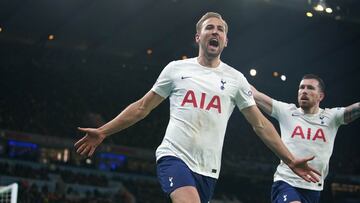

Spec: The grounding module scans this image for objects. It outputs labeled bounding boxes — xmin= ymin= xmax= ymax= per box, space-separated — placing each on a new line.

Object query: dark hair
xmin=302 ymin=74 xmax=325 ymax=93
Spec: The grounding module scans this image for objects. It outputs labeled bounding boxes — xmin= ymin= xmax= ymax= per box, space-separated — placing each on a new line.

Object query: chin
xmin=206 ymin=51 xmax=220 ymax=58
xmin=299 ymin=102 xmax=308 ymax=108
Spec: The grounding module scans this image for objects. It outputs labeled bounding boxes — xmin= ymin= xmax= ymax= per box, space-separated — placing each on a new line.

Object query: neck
xmin=197 ymin=54 xmax=221 ymax=68
xmin=301 ymin=105 xmax=320 ymax=114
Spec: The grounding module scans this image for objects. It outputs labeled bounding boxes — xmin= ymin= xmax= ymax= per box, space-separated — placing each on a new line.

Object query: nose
xmin=299 ymin=88 xmax=307 ymax=95
xmin=211 ymin=28 xmax=219 ymax=35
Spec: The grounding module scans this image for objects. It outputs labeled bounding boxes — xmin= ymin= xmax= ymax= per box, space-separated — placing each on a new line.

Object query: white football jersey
xmin=271 ymin=100 xmax=345 ymax=191
xmin=152 ymin=57 xmax=255 ymax=179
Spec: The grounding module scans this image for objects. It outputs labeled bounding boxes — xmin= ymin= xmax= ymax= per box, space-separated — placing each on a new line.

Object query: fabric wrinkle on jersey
xmin=152 ymin=57 xmax=255 ymax=179
xmin=271 ymin=100 xmax=346 ymax=191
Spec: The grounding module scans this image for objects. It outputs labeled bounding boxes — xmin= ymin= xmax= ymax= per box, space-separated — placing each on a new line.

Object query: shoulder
xmin=161 ymin=58 xmax=197 ymax=75
xmin=317 ymin=107 xmax=346 ymax=126
xmin=221 ymin=62 xmax=243 ymax=76
xmin=220 ymin=62 xmax=249 ymax=84
xmin=167 ymin=57 xmax=198 ymax=68
xmin=322 ymin=107 xmax=345 ymax=118
xmin=273 ymin=99 xmax=296 ymax=110
xmin=272 ymin=100 xmax=299 ymax=117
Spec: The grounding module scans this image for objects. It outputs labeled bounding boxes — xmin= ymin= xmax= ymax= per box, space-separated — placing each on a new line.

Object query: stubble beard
xmin=201 ymin=43 xmax=222 ymax=59
xmin=298 ymin=99 xmax=314 ymax=112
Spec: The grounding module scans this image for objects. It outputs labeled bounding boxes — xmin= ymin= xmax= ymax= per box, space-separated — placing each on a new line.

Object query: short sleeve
xmin=332 ymin=107 xmax=346 ymax=126
xmin=151 ymin=62 xmax=174 ymax=98
xmin=235 ymin=74 xmax=256 ymax=110
xmin=271 ymin=100 xmax=292 ymax=120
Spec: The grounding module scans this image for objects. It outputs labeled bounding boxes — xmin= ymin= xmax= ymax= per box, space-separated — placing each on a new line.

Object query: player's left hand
xmin=287 ymin=156 xmax=321 ymax=183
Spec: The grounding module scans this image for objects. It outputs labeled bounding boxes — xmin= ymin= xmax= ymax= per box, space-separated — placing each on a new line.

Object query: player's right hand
xmin=74 ymin=127 xmax=106 ymax=157
xmin=288 ymin=156 xmax=321 ymax=183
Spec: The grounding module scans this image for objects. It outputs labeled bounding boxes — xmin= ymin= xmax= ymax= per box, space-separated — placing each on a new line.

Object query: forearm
xmin=98 ymin=100 xmax=150 ymax=137
xmin=344 ymin=102 xmax=360 ymax=123
xmin=253 ymin=118 xmax=294 ymax=165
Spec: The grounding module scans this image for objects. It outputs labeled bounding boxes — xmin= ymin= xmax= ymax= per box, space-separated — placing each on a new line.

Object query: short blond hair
xmin=196 ymin=12 xmax=228 ymax=34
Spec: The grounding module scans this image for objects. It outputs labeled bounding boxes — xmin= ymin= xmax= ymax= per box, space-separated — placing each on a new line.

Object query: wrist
xmin=284 ymin=157 xmax=295 ymax=168
xmin=98 ymin=127 xmax=109 ymax=139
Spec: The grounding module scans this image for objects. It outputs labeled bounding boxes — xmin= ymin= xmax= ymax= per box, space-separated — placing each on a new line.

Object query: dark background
xmin=0 ymin=0 xmax=359 ymax=202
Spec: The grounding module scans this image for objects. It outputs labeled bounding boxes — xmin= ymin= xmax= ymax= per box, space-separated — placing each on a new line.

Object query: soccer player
xmin=251 ymin=74 xmax=359 ymax=203
xmin=75 ymin=12 xmax=320 ymax=203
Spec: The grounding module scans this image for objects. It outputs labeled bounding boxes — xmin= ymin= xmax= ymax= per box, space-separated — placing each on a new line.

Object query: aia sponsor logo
xmin=181 ymin=90 xmax=221 ymax=113
xmin=291 ymin=125 xmax=326 ymax=142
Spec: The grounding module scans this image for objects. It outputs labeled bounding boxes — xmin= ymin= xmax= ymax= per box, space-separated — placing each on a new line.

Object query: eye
xmin=308 ymin=86 xmax=315 ymax=90
xmin=205 ymin=25 xmax=214 ymax=30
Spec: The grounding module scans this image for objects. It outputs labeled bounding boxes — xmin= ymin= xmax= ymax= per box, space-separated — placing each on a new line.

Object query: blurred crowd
xmin=1 ymin=57 xmax=359 ymax=203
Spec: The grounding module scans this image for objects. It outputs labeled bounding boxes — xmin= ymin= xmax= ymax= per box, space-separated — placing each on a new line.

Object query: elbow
xmin=135 ymin=106 xmax=150 ymax=120
xmin=132 ymin=99 xmax=152 ymax=120
xmin=134 ymin=110 xmax=147 ymax=120
xmin=252 ymin=120 xmax=266 ymax=135
xmin=252 ymin=117 xmax=275 ymax=138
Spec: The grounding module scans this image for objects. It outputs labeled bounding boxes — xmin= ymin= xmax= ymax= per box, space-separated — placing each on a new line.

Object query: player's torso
xmin=273 ymin=103 xmax=344 ymax=190
xmin=156 ymin=59 xmax=246 ymax=178
xmin=168 ymin=60 xmax=240 ymax=123
xmin=278 ymin=107 xmax=338 ymax=159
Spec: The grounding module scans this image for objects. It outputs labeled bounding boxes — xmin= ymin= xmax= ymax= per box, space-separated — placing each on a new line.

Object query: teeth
xmin=209 ymin=39 xmax=219 ymax=46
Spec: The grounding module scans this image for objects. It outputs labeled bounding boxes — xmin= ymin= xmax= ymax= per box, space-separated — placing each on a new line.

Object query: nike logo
xmin=181 ymin=76 xmax=192 ymax=80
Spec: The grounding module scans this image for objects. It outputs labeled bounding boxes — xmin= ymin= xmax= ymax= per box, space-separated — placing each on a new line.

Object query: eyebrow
xmin=205 ymin=24 xmax=225 ymax=30
xmin=299 ymin=84 xmax=316 ymax=88
xmin=205 ymin=22 xmax=224 ymax=27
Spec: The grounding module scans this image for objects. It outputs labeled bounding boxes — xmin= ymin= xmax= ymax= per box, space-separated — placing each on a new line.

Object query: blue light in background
xmin=98 ymin=152 xmax=127 ymax=171
xmin=7 ymin=140 xmax=38 ymax=158
xmin=111 ymin=163 xmax=117 ymax=170
xmin=99 ymin=152 xmax=126 ymax=161
xmin=99 ymin=163 xmax=107 ymax=170
xmin=8 ymin=140 xmax=38 ymax=149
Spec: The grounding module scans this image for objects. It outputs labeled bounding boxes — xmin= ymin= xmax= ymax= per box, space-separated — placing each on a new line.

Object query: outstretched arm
xmin=74 ymin=90 xmax=165 ymax=156
xmin=250 ymin=85 xmax=273 ymax=116
xmin=241 ymin=105 xmax=321 ymax=183
xmin=344 ymin=102 xmax=360 ymax=124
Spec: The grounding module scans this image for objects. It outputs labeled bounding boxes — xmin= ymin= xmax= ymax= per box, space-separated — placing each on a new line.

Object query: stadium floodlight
xmin=313 ymin=0 xmax=332 ymax=14
xmin=250 ymin=69 xmax=257 ymax=76
xmin=325 ymin=7 xmax=333 ymax=13
xmin=314 ymin=0 xmax=325 ymax=11
xmin=280 ymin=75 xmax=287 ymax=81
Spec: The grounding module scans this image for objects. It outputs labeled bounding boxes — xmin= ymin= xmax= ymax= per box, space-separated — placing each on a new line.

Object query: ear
xmin=319 ymin=92 xmax=325 ymax=102
xmin=195 ymin=33 xmax=200 ymax=43
xmin=224 ymin=37 xmax=228 ymax=47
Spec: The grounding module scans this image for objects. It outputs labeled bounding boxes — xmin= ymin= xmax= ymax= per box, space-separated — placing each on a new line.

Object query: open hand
xmin=74 ymin=127 xmax=106 ymax=157
xmin=287 ymin=156 xmax=321 ymax=183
